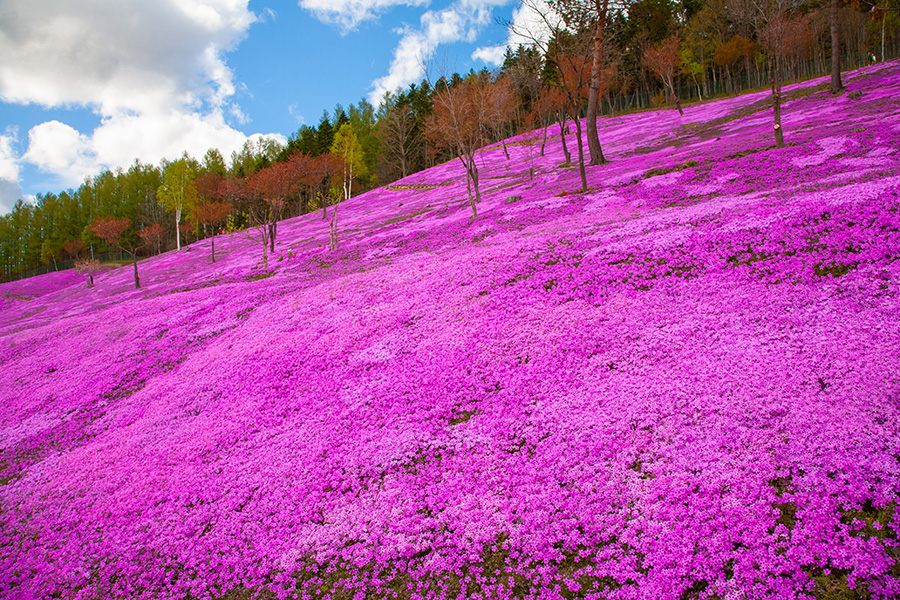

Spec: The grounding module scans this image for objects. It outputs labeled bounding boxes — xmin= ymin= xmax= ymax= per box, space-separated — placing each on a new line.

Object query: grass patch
xmin=643 ymin=159 xmax=700 ymax=179
xmin=383 ymin=207 xmax=434 ymax=226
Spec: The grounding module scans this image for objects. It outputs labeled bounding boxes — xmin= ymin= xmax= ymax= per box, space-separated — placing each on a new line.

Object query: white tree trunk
xmin=175 ymin=205 xmax=182 ymax=250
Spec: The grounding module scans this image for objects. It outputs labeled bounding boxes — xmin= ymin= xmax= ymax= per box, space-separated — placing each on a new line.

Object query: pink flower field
xmin=2 ymin=63 xmax=900 ymax=600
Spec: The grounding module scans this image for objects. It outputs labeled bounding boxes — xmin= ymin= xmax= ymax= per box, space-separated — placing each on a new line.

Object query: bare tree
xmin=643 ymin=35 xmax=684 ymax=115
xmin=486 ymin=77 xmax=518 ymax=160
xmin=376 ymin=94 xmax=423 ymax=180
xmin=508 ymin=1 xmax=595 ymax=190
xmin=756 ymin=0 xmax=794 ymax=148
xmin=63 ymin=239 xmax=99 ymax=288
xmin=74 ymin=258 xmax=102 ymax=288
xmin=425 ymin=74 xmax=497 ymax=218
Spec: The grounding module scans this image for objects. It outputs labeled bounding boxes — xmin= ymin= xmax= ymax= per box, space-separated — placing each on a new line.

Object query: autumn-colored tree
xmin=510 ymin=0 xmax=599 ymax=187
xmin=62 ymin=239 xmax=97 ymax=287
xmin=62 ymin=238 xmax=85 ymax=260
xmin=546 ymin=0 xmax=622 ymax=166
xmin=303 ymin=153 xmax=343 ymax=220
xmin=193 ymin=201 xmax=232 ymax=263
xmin=89 ymin=217 xmax=156 ymax=289
xmin=258 ymin=161 xmax=299 ymax=252
xmin=486 ymin=77 xmax=518 ymax=160
xmin=533 ymin=87 xmax=569 ymax=160
xmin=644 ymin=35 xmax=684 ymax=115
xmin=138 ymin=223 xmax=165 ymax=257
xmin=553 ymin=38 xmax=594 ymax=191
xmin=74 ymin=258 xmax=102 ymax=288
xmin=426 ymin=75 xmax=495 ymax=218
xmin=714 ymin=35 xmax=760 ymax=92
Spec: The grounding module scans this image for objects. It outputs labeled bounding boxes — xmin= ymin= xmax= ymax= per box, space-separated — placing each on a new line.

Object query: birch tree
xmin=157 ymin=158 xmax=198 ymax=251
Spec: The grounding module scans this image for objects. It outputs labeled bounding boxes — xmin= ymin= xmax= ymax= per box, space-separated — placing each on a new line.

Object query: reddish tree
xmin=302 ymin=153 xmax=343 ymax=220
xmin=193 ymin=201 xmax=233 ymax=262
xmin=138 ymin=223 xmax=165 ymax=256
xmin=89 ymin=217 xmax=157 ymax=289
xmin=643 ymin=35 xmax=684 ymax=116
xmin=62 ymin=239 xmax=86 ymax=260
xmin=74 ymin=258 xmax=102 ymax=288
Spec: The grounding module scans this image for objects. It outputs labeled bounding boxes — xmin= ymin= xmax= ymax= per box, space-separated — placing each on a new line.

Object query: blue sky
xmin=0 ymin=0 xmax=532 ymax=215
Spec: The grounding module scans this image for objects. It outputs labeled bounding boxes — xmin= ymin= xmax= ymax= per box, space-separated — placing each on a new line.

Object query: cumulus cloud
xmin=368 ymin=0 xmax=511 ymax=104
xmin=471 ymin=0 xmax=557 ymax=66
xmin=471 ymin=44 xmax=507 ymax=66
xmin=299 ymin=0 xmax=430 ymax=33
xmin=0 ymin=131 xmax=24 ymax=215
xmin=0 ymin=0 xmax=282 ymax=197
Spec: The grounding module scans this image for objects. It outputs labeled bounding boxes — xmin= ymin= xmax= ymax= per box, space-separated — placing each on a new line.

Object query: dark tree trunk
xmin=831 ymin=0 xmax=843 ymax=93
xmin=770 ymin=57 xmax=785 ymax=148
xmin=541 ymin=118 xmax=549 ymax=156
xmin=558 ymin=110 xmax=571 ymax=165
xmin=132 ymin=254 xmax=140 ymax=289
xmin=572 ymin=113 xmax=588 ymax=192
xmin=586 ymin=0 xmax=608 ymax=165
xmin=210 ymin=232 xmax=216 ymax=263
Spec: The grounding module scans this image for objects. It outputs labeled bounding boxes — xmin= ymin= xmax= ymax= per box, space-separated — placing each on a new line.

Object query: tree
xmin=74 ymin=258 xmax=102 ymax=288
xmin=303 ymin=153 xmax=344 ymax=221
xmin=192 ymin=200 xmax=233 ymax=263
xmin=63 ymin=239 xmax=97 ymax=288
xmin=331 ymin=123 xmax=367 ymax=203
xmin=756 ymin=0 xmax=793 ymax=148
xmin=157 ymin=158 xmax=198 ymax=251
xmin=644 ymin=35 xmax=684 ymax=115
xmin=830 ymin=0 xmax=843 ymax=93
xmin=426 ymin=75 xmax=495 ymax=218
xmin=377 ymin=93 xmax=423 ymax=180
xmin=88 ymin=217 xmax=158 ymax=289
xmin=508 ymin=2 xmax=595 ymax=189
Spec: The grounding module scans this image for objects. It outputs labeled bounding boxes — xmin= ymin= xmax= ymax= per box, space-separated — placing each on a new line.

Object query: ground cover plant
xmin=2 ymin=63 xmax=900 ymax=600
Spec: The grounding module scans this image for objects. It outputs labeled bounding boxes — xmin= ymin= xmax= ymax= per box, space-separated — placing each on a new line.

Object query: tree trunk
xmin=558 ymin=110 xmax=571 ymax=165
xmin=586 ymin=0 xmax=608 ymax=166
xmin=211 ymin=232 xmax=216 ymax=263
xmin=460 ymin=155 xmax=478 ymax=219
xmin=572 ymin=114 xmax=588 ymax=192
xmin=541 ymin=118 xmax=549 ymax=156
xmin=830 ymin=0 xmax=843 ymax=93
xmin=771 ymin=57 xmax=785 ymax=148
xmin=175 ymin=206 xmax=182 ymax=250
xmin=668 ymin=79 xmax=684 ymax=116
xmin=132 ymin=254 xmax=140 ymax=289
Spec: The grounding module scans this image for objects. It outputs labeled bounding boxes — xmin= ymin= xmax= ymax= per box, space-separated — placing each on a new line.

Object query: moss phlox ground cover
xmin=2 ymin=64 xmax=900 ymax=600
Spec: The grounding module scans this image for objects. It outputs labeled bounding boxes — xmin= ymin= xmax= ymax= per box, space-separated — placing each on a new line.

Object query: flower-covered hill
xmin=2 ymin=63 xmax=900 ymax=600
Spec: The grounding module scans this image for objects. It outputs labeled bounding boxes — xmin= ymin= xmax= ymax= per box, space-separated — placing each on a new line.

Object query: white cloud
xmin=368 ymin=0 xmax=512 ymax=104
xmin=299 ymin=0 xmax=430 ymax=33
xmin=0 ymin=131 xmax=24 ymax=215
xmin=472 ymin=44 xmax=507 ymax=66
xmin=0 ymin=130 xmax=20 ymax=182
xmin=22 ymin=121 xmax=95 ymax=183
xmin=0 ymin=0 xmax=281 ymax=199
xmin=471 ymin=0 xmax=557 ymax=64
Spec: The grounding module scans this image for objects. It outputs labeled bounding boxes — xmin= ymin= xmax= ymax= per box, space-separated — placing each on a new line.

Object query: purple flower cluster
xmin=2 ymin=63 xmax=899 ymax=600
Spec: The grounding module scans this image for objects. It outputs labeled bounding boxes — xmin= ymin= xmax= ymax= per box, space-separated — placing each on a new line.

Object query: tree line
xmin=2 ymin=0 xmax=895 ymax=283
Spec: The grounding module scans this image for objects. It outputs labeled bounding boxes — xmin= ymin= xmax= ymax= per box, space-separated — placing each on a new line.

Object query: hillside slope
xmin=2 ymin=64 xmax=900 ymax=600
